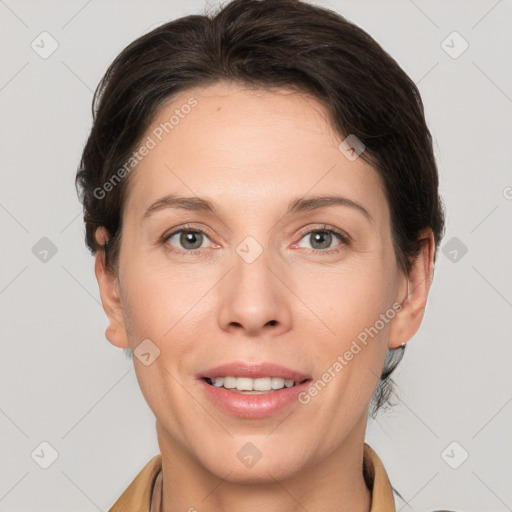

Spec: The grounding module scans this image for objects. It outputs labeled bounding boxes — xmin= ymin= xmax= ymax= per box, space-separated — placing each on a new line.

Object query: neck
xmin=155 ymin=421 xmax=372 ymax=512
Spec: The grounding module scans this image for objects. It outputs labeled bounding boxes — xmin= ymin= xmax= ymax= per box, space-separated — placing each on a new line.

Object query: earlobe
xmin=388 ymin=228 xmax=436 ymax=349
xmin=94 ymin=227 xmax=130 ymax=349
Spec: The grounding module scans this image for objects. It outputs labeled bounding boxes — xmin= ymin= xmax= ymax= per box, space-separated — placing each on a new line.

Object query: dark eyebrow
xmin=143 ymin=193 xmax=373 ymax=225
xmin=287 ymin=195 xmax=373 ymax=225
xmin=143 ymin=194 xmax=215 ymax=218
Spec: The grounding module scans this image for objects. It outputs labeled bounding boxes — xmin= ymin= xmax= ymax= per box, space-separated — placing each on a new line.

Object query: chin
xmin=207 ymin=457 xmax=304 ymax=484
xmin=194 ymin=436 xmax=310 ymax=483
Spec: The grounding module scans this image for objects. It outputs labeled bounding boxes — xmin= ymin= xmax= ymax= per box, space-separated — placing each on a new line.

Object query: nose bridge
xmin=216 ymin=233 xmax=292 ymax=335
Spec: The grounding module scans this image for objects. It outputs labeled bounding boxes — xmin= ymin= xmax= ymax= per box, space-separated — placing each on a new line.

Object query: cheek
xmin=307 ymin=262 xmax=395 ymax=332
xmin=118 ymin=256 xmax=214 ymax=398
xmin=117 ymin=265 xmax=193 ymax=411
xmin=300 ymin=256 xmax=397 ymax=388
xmin=119 ymin=253 xmax=199 ymax=341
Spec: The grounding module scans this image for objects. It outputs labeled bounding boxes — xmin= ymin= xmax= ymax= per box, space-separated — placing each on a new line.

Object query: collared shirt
xmin=108 ymin=443 xmax=396 ymax=512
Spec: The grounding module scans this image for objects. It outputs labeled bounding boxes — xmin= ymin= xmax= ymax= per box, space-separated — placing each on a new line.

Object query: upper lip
xmin=200 ymin=362 xmax=311 ymax=382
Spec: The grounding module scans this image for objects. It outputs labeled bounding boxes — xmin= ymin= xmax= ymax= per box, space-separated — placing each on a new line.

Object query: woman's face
xmin=96 ymin=81 xmax=424 ymax=482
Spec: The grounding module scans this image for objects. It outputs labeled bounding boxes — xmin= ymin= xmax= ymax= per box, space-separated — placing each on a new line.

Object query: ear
xmin=94 ymin=227 xmax=130 ymax=349
xmin=388 ymin=228 xmax=436 ymax=349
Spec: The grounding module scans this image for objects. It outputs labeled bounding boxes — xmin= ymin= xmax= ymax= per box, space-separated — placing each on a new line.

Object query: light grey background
xmin=1 ymin=0 xmax=511 ymax=510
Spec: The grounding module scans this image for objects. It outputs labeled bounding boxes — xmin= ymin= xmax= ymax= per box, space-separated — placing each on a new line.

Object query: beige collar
xmin=150 ymin=466 xmax=163 ymax=512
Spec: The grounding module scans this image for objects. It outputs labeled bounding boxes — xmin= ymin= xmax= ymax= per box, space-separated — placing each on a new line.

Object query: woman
xmin=75 ymin=0 xmax=446 ymax=510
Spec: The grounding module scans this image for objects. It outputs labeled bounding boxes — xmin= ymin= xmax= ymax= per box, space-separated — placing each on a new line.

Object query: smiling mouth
xmin=203 ymin=376 xmax=310 ymax=394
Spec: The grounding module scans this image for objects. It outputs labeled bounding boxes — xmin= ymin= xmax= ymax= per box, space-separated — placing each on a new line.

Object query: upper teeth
xmin=210 ymin=376 xmax=297 ymax=391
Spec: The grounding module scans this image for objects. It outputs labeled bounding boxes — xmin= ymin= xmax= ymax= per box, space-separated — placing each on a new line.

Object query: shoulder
xmin=365 ymin=445 xmax=462 ymax=512
xmin=108 ymin=454 xmax=162 ymax=512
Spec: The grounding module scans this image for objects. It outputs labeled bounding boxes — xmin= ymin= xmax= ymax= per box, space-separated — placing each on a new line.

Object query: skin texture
xmin=94 ymin=81 xmax=435 ymax=512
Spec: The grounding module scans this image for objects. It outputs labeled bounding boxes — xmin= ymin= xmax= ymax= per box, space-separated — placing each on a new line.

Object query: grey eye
xmin=297 ymin=230 xmax=341 ymax=251
xmin=167 ymin=230 xmax=210 ymax=250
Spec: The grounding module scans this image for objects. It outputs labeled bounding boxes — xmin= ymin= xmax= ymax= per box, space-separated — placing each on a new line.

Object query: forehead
xmin=123 ymin=81 xmax=388 ymax=227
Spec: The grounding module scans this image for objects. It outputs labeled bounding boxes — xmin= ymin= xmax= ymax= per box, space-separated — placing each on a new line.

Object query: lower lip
xmin=199 ymin=379 xmax=311 ymax=419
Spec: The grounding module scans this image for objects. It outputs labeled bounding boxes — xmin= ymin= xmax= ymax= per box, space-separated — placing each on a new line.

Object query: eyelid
xmin=294 ymin=224 xmax=351 ymax=244
xmin=162 ymin=224 xmax=217 ymax=253
xmin=163 ymin=223 xmax=213 ymax=239
xmin=289 ymin=224 xmax=350 ymax=257
xmin=162 ymin=223 xmax=350 ymax=255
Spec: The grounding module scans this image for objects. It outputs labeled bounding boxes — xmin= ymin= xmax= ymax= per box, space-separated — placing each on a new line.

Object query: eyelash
xmin=295 ymin=224 xmax=350 ymax=255
xmin=162 ymin=224 xmax=213 ymax=256
xmin=162 ymin=223 xmax=350 ymax=256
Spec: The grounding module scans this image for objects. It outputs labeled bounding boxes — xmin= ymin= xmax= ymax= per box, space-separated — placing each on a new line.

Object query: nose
xmin=216 ymin=243 xmax=292 ymax=337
